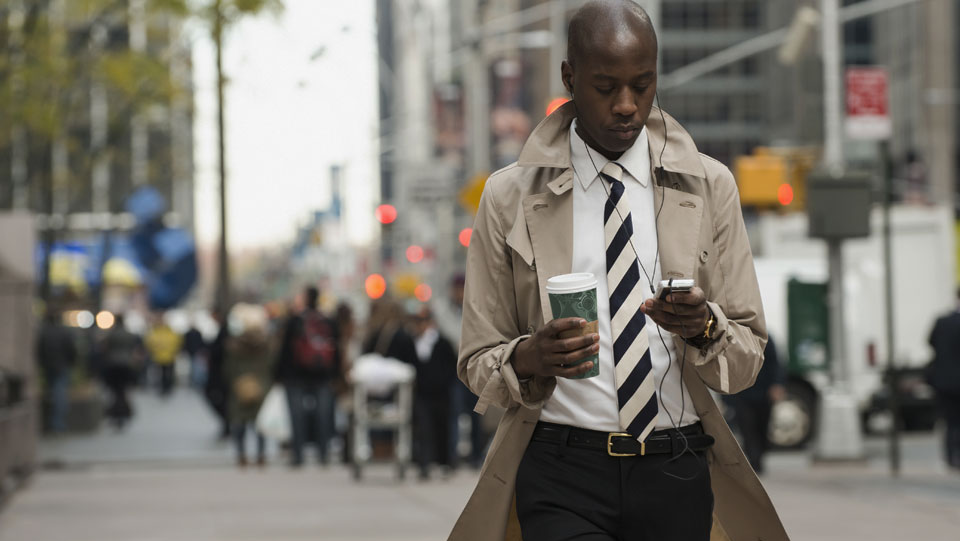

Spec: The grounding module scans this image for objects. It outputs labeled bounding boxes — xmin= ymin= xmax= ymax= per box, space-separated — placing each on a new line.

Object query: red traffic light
xmin=365 ymin=274 xmax=387 ymax=299
xmin=406 ymin=245 xmax=424 ymax=263
xmin=375 ymin=204 xmax=397 ymax=224
xmin=777 ymin=183 xmax=794 ymax=206
xmin=458 ymin=228 xmax=472 ymax=247
xmin=546 ymin=97 xmax=570 ymax=116
xmin=414 ymin=283 xmax=432 ymax=302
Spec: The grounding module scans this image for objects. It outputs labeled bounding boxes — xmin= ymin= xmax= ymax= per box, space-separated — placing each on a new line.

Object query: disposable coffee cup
xmin=545 ymin=273 xmax=599 ymax=379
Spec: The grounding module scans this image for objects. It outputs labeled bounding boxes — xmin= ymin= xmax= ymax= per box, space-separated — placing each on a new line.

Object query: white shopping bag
xmin=255 ymin=384 xmax=291 ymax=441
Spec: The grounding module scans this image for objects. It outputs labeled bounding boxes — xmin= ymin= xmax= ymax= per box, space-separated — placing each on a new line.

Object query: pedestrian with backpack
xmin=275 ymin=286 xmax=341 ymax=467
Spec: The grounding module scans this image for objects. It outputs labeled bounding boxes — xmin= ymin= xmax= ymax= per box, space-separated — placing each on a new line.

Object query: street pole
xmin=465 ymin=0 xmax=489 ymax=176
xmin=214 ymin=0 xmax=230 ymax=312
xmin=881 ymin=140 xmax=900 ymax=476
xmin=821 ymin=0 xmax=843 ymax=174
xmin=548 ymin=0 xmax=566 ymax=98
xmin=814 ymin=0 xmax=865 ymax=462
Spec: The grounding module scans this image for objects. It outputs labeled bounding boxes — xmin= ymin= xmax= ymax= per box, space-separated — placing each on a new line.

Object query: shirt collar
xmin=570 ymin=120 xmax=650 ymax=191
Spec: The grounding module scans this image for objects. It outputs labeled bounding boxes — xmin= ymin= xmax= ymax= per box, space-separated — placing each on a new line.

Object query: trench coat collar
xmin=517 ymin=101 xmax=707 ymax=195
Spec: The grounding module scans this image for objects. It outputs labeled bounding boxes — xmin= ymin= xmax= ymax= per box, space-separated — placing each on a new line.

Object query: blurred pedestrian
xmin=99 ymin=314 xmax=145 ymax=430
xmin=205 ymin=308 xmax=232 ymax=440
xmin=145 ymin=316 xmax=181 ymax=397
xmin=436 ymin=274 xmax=489 ymax=469
xmin=182 ymin=322 xmax=207 ymax=389
xmin=362 ymin=297 xmax=418 ymax=460
xmin=224 ymin=304 xmax=273 ymax=468
xmin=36 ymin=309 xmax=77 ymax=434
xmin=334 ymin=302 xmax=357 ymax=463
xmin=724 ymin=337 xmax=785 ymax=474
xmin=410 ymin=307 xmax=458 ymax=479
xmin=275 ymin=286 xmax=341 ymax=467
xmin=926 ymin=288 xmax=960 ymax=470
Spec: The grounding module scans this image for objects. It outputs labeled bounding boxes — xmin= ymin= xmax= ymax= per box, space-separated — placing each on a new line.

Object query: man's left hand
xmin=640 ymin=286 xmax=709 ymax=339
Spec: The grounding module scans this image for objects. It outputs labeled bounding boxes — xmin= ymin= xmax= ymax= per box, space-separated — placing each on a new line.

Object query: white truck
xmin=750 ymin=204 xmax=955 ymax=447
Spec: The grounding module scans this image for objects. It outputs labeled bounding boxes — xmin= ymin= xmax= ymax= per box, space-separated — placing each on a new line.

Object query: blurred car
xmin=862 ymin=367 xmax=938 ymax=434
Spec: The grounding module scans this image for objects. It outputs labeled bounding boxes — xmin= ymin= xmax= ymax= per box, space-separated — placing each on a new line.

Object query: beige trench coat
xmin=449 ymin=102 xmax=789 ymax=541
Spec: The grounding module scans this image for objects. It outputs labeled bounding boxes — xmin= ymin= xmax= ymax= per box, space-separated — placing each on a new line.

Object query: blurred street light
xmin=778 ymin=7 xmax=820 ymax=66
xmin=414 ymin=284 xmax=432 ymax=303
xmin=364 ymin=274 xmax=386 ymax=299
xmin=458 ymin=228 xmax=472 ymax=248
xmin=96 ymin=311 xmax=115 ymax=330
xmin=406 ymin=245 xmax=424 ymax=263
xmin=375 ymin=204 xmax=397 ymax=225
xmin=546 ymin=97 xmax=570 ymax=116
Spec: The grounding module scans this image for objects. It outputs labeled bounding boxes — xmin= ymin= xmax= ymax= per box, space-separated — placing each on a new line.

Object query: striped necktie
xmin=601 ymin=161 xmax=659 ymax=443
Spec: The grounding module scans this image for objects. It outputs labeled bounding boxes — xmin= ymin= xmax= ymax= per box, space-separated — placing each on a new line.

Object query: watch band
xmin=686 ymin=307 xmax=716 ymax=349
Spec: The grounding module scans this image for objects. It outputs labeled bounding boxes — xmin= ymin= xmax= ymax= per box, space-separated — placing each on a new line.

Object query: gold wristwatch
xmin=687 ymin=307 xmax=717 ymax=348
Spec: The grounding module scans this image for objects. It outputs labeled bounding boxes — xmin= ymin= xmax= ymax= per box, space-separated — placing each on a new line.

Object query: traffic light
xmin=546 ymin=97 xmax=570 ymax=116
xmin=365 ymin=274 xmax=387 ymax=299
xmin=375 ymin=204 xmax=397 ymax=224
xmin=459 ymin=228 xmax=472 ymax=247
xmin=734 ymin=147 xmax=814 ymax=210
xmin=414 ymin=283 xmax=432 ymax=302
xmin=406 ymin=245 xmax=424 ymax=263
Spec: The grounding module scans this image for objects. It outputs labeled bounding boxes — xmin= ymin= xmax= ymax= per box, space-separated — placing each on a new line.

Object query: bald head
xmin=567 ymin=0 xmax=657 ymax=68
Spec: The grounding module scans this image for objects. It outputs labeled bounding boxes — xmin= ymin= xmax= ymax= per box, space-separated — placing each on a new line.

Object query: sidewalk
xmin=39 ymin=388 xmax=232 ymax=468
xmin=2 ymin=388 xmax=959 ymax=540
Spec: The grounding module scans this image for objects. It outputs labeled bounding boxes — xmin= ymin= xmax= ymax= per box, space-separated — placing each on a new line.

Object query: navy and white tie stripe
xmin=601 ymin=161 xmax=658 ymax=443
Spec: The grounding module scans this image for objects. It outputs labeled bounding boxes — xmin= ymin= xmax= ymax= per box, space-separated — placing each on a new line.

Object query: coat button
xmin=672 ymin=182 xmax=681 ymax=190
xmin=529 ymin=262 xmax=536 ymax=270
xmin=527 ymin=325 xmax=535 ymax=334
xmin=700 ymin=250 xmax=709 ymax=263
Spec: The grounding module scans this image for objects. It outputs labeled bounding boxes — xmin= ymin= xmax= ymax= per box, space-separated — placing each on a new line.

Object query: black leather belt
xmin=532 ymin=421 xmax=714 ymax=457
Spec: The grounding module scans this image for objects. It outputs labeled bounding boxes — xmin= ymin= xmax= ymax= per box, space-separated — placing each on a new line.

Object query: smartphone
xmin=654 ymin=278 xmax=695 ymax=301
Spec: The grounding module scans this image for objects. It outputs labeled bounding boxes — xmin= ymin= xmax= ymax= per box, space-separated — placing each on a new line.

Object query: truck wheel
xmin=769 ymin=381 xmax=816 ymax=449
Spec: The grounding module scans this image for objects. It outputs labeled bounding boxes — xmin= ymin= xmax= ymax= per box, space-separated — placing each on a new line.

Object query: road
xmin=1 ymin=389 xmax=959 ymax=540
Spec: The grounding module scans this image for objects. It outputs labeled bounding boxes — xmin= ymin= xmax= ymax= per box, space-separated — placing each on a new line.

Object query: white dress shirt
xmin=538 ymin=121 xmax=699 ymax=432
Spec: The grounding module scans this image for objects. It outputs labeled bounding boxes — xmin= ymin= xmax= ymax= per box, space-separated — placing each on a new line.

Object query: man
xmin=926 ymin=289 xmax=960 ymax=470
xmin=724 ymin=336 xmax=785 ymax=474
xmin=99 ymin=314 xmax=144 ymax=430
xmin=36 ymin=309 xmax=77 ymax=433
xmin=205 ymin=307 xmax=232 ymax=439
xmin=182 ymin=322 xmax=207 ymax=388
xmin=437 ymin=273 xmax=491 ymax=468
xmin=275 ymin=286 xmax=341 ymax=466
xmin=145 ymin=316 xmax=181 ymax=397
xmin=449 ymin=2 xmax=787 ymax=540
xmin=411 ymin=306 xmax=458 ymax=479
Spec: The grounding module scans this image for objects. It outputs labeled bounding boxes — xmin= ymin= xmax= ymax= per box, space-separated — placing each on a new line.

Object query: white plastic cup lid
xmin=545 ymin=273 xmax=597 ymax=294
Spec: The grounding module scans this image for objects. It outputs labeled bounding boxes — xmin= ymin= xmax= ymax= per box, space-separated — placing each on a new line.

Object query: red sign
xmin=845 ymin=67 xmax=891 ymax=140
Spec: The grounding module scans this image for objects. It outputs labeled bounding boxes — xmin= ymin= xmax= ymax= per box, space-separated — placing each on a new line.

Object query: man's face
xmin=563 ymin=30 xmax=657 ymax=160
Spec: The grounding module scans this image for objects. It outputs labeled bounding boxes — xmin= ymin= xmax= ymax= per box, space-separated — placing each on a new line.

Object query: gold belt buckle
xmin=607 ymin=432 xmax=642 ymax=457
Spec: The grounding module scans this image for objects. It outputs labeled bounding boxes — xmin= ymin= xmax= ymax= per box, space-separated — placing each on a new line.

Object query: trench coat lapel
xmin=523 ymin=169 xmax=574 ymax=324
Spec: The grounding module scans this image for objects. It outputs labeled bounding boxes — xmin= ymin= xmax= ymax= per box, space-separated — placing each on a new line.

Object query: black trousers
xmin=730 ymin=397 xmax=772 ymax=474
xmin=414 ymin=394 xmax=452 ymax=474
xmin=938 ymin=395 xmax=960 ymax=469
xmin=516 ymin=431 xmax=713 ymax=541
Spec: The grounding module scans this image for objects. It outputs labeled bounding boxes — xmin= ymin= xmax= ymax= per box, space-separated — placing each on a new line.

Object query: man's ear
xmin=561 ymin=60 xmax=574 ymax=96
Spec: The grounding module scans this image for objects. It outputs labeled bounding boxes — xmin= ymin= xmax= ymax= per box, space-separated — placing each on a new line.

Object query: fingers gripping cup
xmin=545 ymin=273 xmax=599 ymax=379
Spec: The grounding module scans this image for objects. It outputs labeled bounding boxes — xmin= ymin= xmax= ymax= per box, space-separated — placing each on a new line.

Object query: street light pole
xmin=214 ymin=0 xmax=230 ymax=313
xmin=814 ymin=0 xmax=865 ymax=462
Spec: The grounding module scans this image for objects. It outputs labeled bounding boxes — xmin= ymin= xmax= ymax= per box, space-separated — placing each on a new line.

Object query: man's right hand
xmin=512 ymin=318 xmax=599 ymax=379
